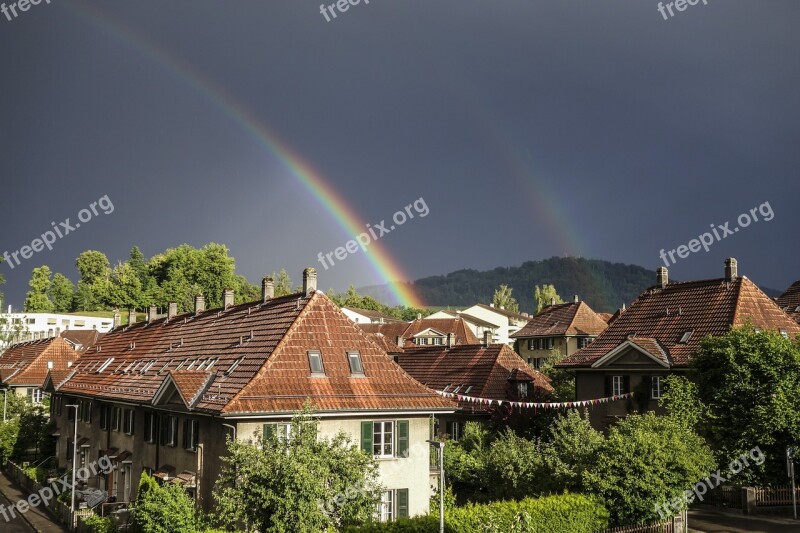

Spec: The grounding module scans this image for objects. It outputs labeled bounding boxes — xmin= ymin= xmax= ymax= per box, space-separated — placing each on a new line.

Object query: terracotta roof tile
xmin=777 ymin=280 xmax=800 ymax=324
xmin=511 ymin=301 xmax=609 ymax=338
xmin=60 ymin=330 xmax=104 ymax=353
xmin=358 ymin=318 xmax=478 ymax=348
xmin=0 ymin=337 xmax=78 ymax=387
xmin=558 ymin=276 xmax=800 ymax=368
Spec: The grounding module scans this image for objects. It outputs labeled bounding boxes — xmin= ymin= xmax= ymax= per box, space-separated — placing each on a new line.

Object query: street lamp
xmin=66 ymin=404 xmax=79 ymax=528
xmin=3 ymin=388 xmax=7 ymax=422
xmin=427 ymin=439 xmax=445 ymax=533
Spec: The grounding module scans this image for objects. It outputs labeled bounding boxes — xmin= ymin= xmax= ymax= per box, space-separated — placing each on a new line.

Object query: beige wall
xmin=575 ymin=370 xmax=671 ymax=430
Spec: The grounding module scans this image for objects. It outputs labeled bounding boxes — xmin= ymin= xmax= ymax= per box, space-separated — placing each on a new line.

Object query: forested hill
xmin=360 ymin=257 xmax=661 ymax=314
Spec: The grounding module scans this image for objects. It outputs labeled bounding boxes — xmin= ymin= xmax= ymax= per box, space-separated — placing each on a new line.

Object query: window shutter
xmin=623 ymin=375 xmax=630 ymax=394
xmin=263 ymin=423 xmax=276 ymax=446
xmin=604 ymin=376 xmax=612 ymax=396
xmin=360 ymin=421 xmax=374 ymax=454
xmin=396 ymin=489 xmax=409 ymax=518
xmin=397 ymin=420 xmax=409 ymax=458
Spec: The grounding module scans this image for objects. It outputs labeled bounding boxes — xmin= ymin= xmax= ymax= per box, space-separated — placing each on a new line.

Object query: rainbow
xmin=57 ymin=4 xmax=423 ymax=308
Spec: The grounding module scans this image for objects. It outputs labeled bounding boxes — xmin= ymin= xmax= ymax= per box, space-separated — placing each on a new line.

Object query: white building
xmin=0 ymin=309 xmax=115 ymax=349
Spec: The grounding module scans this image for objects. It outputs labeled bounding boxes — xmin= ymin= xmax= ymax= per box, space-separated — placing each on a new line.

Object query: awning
xmin=102 ymin=448 xmax=119 ymax=459
xmin=172 ymin=471 xmax=197 ymax=488
xmin=153 ymin=465 xmax=176 ymax=480
xmin=77 ymin=437 xmax=90 ymax=447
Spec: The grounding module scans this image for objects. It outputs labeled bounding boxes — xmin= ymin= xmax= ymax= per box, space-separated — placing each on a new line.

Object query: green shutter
xmin=361 ymin=421 xmax=374 ymax=454
xmin=263 ymin=423 xmax=276 ymax=446
xmin=397 ymin=420 xmax=409 ymax=458
xmin=396 ymin=488 xmax=409 ymax=518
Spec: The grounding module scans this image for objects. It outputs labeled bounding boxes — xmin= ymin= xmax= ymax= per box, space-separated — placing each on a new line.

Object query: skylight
xmin=96 ymin=358 xmax=115 ymax=373
xmin=225 ymin=357 xmax=243 ymax=376
xmin=679 ymin=331 xmax=693 ymax=344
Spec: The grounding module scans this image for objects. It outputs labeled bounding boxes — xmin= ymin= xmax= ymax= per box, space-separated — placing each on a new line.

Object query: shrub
xmin=84 ymin=515 xmax=116 ymax=533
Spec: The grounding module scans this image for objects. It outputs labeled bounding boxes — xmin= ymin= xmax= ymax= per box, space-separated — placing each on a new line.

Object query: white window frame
xmin=378 ymin=490 xmax=394 ymax=522
xmin=307 ymin=350 xmax=325 ymax=375
xmin=347 ymin=351 xmax=364 ymax=375
xmin=612 ymin=375 xmax=624 ymax=396
xmin=373 ymin=421 xmax=394 ymax=458
xmin=651 ymin=376 xmax=663 ymax=400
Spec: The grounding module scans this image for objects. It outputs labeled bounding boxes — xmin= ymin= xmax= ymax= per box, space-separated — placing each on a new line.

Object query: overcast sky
xmin=1 ymin=1 xmax=798 ymax=307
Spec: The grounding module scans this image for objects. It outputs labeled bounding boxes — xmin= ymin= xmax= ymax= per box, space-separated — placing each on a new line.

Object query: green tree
xmin=534 ymin=284 xmax=564 ymax=313
xmin=108 ymin=262 xmax=143 ymax=310
xmin=75 ymin=251 xmax=112 ymax=308
xmin=131 ymin=472 xmax=199 ymax=533
xmin=690 ymin=326 xmax=800 ymax=484
xmin=584 ymin=413 xmax=714 ymax=526
xmin=659 ymin=375 xmax=706 ymax=431
xmin=214 ymin=406 xmax=381 ymax=532
xmin=539 ymin=348 xmax=575 ymax=401
xmin=492 ymin=284 xmax=519 ymax=314
xmin=539 ymin=410 xmax=604 ymax=492
xmin=48 ymin=273 xmax=75 ymax=312
xmin=23 ymin=266 xmax=55 ymax=312
xmin=272 ymin=269 xmax=293 ymax=297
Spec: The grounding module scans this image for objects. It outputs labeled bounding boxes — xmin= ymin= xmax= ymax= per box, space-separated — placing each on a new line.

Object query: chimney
xmin=416 ymin=313 xmax=422 ymax=321
xmin=194 ymin=294 xmax=205 ymax=315
xmin=725 ymin=258 xmax=738 ymax=281
xmin=127 ymin=308 xmax=136 ymax=326
xmin=302 ymin=268 xmax=317 ymax=296
xmin=483 ymin=330 xmax=492 ymax=347
xmin=550 ymin=298 xmax=555 ymax=306
xmin=223 ymin=288 xmax=235 ymax=309
xmin=657 ymin=266 xmax=669 ymax=289
xmin=262 ymin=277 xmax=274 ymax=303
xmin=574 ymin=295 xmax=579 ymax=303
xmin=148 ymin=305 xmax=158 ymax=323
xmin=168 ymin=302 xmax=178 ymax=320
xmin=113 ymin=310 xmax=121 ymax=329
xmin=396 ymin=336 xmax=404 ymax=347
xmin=446 ymin=333 xmax=454 ymax=349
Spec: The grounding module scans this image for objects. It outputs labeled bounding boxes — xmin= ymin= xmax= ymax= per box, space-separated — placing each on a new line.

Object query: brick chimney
xmin=194 ymin=294 xmax=205 ymax=315
xmin=168 ymin=302 xmax=178 ymax=321
xmin=148 ymin=305 xmax=158 ymax=323
xmin=725 ymin=258 xmax=738 ymax=281
xmin=483 ymin=330 xmax=492 ymax=347
xmin=262 ymin=277 xmax=274 ymax=303
xmin=550 ymin=298 xmax=556 ymax=306
xmin=113 ymin=310 xmax=121 ymax=329
xmin=574 ymin=295 xmax=579 ymax=303
xmin=396 ymin=336 xmax=404 ymax=347
xmin=657 ymin=266 xmax=669 ymax=289
xmin=223 ymin=288 xmax=235 ymax=309
xmin=303 ymin=268 xmax=317 ymax=296
xmin=127 ymin=308 xmax=136 ymax=326
xmin=446 ymin=333 xmax=454 ymax=349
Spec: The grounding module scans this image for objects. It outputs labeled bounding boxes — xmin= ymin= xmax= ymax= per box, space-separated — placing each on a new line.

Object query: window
xmin=651 ymin=376 xmax=663 ymax=400
xmin=225 ymin=357 xmax=243 ymax=376
xmin=348 ymin=351 xmax=364 ymax=375
xmin=517 ymin=382 xmax=529 ymax=399
xmin=100 ymin=405 xmax=110 ymax=431
xmin=432 ymin=337 xmax=443 ymax=345
xmin=361 ymin=420 xmax=409 ymax=458
xmin=144 ymin=412 xmax=157 ymax=444
xmin=74 ymin=320 xmax=85 ymax=327
xmin=679 ymin=331 xmax=693 ymax=344
xmin=445 ymin=420 xmax=462 ymax=441
xmin=26 ymin=318 xmax=35 ymax=325
xmin=27 ymin=389 xmax=44 ymax=404
xmin=610 ymin=375 xmax=628 ymax=396
xmin=263 ymin=423 xmax=292 ymax=446
xmin=307 ymin=350 xmax=325 ymax=375
xmin=528 ymin=338 xmax=554 ymax=350
xmin=183 ymin=419 xmax=199 ymax=451
xmin=578 ymin=337 xmax=593 ymax=349
xmin=160 ymin=415 xmax=178 ymax=446
xmin=377 ymin=489 xmax=408 ymax=522
xmin=123 ymin=409 xmax=135 ymax=435
xmin=374 ymin=422 xmax=393 ymax=457
xmin=97 ymin=358 xmax=115 ymax=373
xmin=111 ymin=406 xmax=122 ymax=432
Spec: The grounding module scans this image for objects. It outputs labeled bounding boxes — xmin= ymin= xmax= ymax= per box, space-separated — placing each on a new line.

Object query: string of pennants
xmin=435 ymin=390 xmax=634 ymax=410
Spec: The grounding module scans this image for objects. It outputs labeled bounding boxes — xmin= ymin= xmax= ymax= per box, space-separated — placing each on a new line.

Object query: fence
xmin=599 ymin=511 xmax=686 ymax=533
xmin=754 ymin=485 xmax=800 ymax=507
xmin=706 ymin=485 xmax=742 ymax=509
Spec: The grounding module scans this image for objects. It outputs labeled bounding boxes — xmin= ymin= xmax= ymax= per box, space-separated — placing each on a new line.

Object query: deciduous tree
xmin=23 ymin=266 xmax=55 ymax=312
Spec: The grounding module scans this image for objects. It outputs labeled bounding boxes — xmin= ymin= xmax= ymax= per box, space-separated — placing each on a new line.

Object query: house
xmin=425 ymin=310 xmax=500 ymax=342
xmin=61 ymin=329 xmax=105 ymax=354
xmin=557 ymin=259 xmax=800 ymax=430
xmin=777 ymin=280 xmax=800 ymax=324
xmin=458 ymin=304 xmax=531 ymax=345
xmin=341 ymin=307 xmax=404 ymax=324
xmin=0 ymin=311 xmax=115 ymax=349
xmin=511 ymin=296 xmax=609 ymax=369
xmin=45 ymin=269 xmax=455 ymax=521
xmin=0 ymin=336 xmax=78 ymax=403
xmin=358 ymin=318 xmax=478 ymax=349
xmin=394 ymin=340 xmax=552 ymax=440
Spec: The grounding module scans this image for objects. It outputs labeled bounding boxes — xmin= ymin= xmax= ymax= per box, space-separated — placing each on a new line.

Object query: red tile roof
xmin=558 ymin=276 xmax=800 ymax=368
xmin=51 ymin=292 xmax=454 ymax=416
xmin=60 ymin=330 xmax=104 ymax=353
xmin=358 ymin=318 xmax=478 ymax=348
xmin=777 ymin=280 xmax=800 ymax=324
xmin=395 ymin=344 xmax=552 ymax=411
xmin=511 ymin=301 xmax=609 ymax=338
xmin=167 ymin=371 xmax=215 ymax=408
xmin=0 ymin=337 xmax=78 ymax=387
xmin=342 ymin=307 xmax=404 ymax=323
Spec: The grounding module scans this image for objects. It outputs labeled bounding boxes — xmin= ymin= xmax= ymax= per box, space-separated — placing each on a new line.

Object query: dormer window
xmin=517 ymin=382 xmax=528 ymax=399
xmin=307 ymin=350 xmax=325 ymax=375
xmin=347 ymin=351 xmax=364 ymax=375
xmin=679 ymin=331 xmax=693 ymax=344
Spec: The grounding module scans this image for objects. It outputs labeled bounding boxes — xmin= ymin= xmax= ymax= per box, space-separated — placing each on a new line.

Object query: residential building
xmin=777 ymin=280 xmax=800 ymax=324
xmin=394 ymin=340 xmax=552 ymax=440
xmin=425 ymin=310 xmax=500 ymax=342
xmin=46 ymin=270 xmax=455 ymax=520
xmin=557 ymin=259 xmax=800 ymax=430
xmin=0 ymin=311 xmax=115 ymax=349
xmin=458 ymin=304 xmax=531 ymax=345
xmin=511 ymin=296 xmax=609 ymax=369
xmin=0 ymin=336 xmax=78 ymax=403
xmin=61 ymin=329 xmax=105 ymax=354
xmin=341 ymin=307 xmax=404 ymax=324
xmin=358 ymin=318 xmax=478 ymax=349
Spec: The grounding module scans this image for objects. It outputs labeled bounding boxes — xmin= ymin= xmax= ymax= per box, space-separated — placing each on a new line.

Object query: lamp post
xmin=3 ymin=389 xmax=7 ymax=422
xmin=427 ymin=439 xmax=445 ymax=533
xmin=788 ymin=447 xmax=797 ymax=520
xmin=66 ymin=404 xmax=79 ymax=528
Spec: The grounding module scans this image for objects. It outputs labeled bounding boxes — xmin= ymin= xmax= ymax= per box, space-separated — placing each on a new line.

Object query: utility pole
xmin=788 ymin=447 xmax=797 ymax=520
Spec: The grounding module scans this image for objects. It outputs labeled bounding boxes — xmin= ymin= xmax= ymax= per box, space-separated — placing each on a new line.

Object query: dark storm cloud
xmin=0 ymin=0 xmax=797 ymax=307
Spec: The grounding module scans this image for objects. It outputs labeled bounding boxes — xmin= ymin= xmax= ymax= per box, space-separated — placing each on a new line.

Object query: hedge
xmin=349 ymin=493 xmax=609 ymax=533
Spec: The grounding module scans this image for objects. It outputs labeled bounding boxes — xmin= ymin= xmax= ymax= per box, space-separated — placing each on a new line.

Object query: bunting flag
xmin=434 ymin=390 xmax=634 ymax=410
